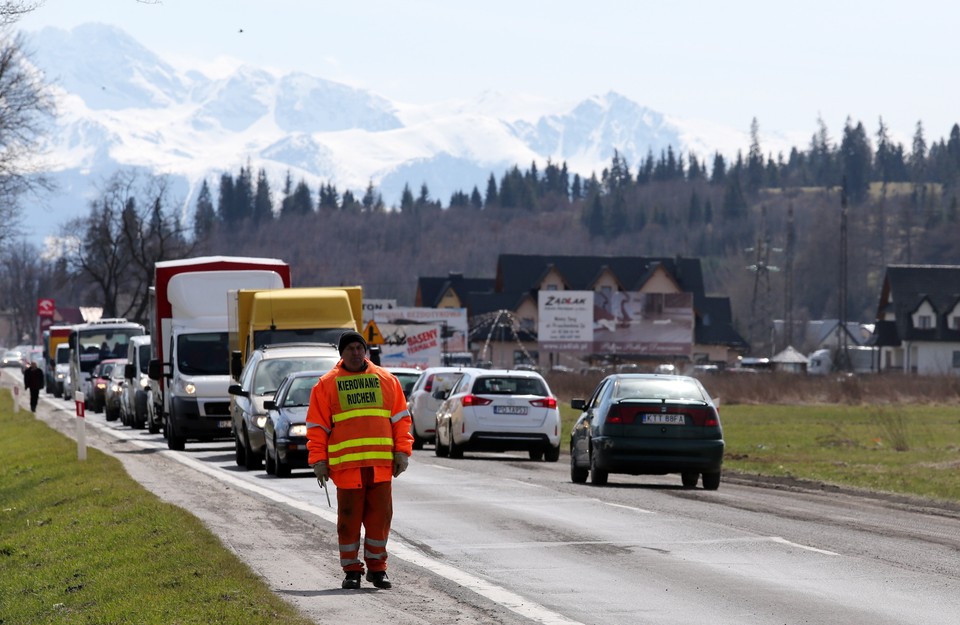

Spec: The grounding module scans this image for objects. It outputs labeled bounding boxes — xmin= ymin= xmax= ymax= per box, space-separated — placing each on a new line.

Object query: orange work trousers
xmin=337 ymin=466 xmax=393 ymax=573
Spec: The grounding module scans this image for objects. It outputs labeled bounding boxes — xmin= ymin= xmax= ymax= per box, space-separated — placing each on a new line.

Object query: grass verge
xmin=0 ymin=393 xmax=315 ymax=625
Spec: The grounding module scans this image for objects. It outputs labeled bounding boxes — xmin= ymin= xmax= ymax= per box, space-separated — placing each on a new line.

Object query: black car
xmin=262 ymin=370 xmax=326 ymax=477
xmin=569 ymin=373 xmax=724 ymax=489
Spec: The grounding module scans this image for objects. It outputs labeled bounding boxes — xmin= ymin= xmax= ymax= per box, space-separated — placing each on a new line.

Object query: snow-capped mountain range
xmin=23 ymin=23 xmax=785 ymax=245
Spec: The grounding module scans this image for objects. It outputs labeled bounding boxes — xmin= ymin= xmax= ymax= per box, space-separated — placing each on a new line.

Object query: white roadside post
xmin=74 ymin=391 xmax=87 ymax=461
xmin=12 ymin=384 xmax=19 ymax=412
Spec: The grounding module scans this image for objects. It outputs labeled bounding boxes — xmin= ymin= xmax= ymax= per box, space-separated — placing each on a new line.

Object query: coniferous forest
xmin=18 ymin=116 xmax=960 ymax=355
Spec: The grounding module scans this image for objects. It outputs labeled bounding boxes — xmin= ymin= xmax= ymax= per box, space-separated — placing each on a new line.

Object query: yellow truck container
xmin=228 ymin=286 xmax=362 ymax=378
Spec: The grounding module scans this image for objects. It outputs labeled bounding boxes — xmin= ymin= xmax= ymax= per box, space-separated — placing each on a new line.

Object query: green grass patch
xmin=0 ymin=392 xmax=315 ymax=625
xmin=720 ymin=404 xmax=960 ymax=502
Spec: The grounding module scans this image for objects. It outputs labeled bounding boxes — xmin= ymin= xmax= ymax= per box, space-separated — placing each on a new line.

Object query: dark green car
xmin=569 ymin=374 xmax=724 ymax=489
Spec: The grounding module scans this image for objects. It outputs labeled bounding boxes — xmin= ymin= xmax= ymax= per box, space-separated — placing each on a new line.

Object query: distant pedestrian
xmin=23 ymin=361 xmax=44 ymax=412
xmin=306 ymin=330 xmax=413 ymax=590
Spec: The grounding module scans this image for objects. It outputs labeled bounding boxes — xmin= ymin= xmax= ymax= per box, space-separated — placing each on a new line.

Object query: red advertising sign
xmin=37 ymin=298 xmax=55 ymax=318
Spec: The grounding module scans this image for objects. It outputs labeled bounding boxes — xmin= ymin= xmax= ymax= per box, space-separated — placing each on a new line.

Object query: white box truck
xmin=147 ymin=256 xmax=291 ymax=450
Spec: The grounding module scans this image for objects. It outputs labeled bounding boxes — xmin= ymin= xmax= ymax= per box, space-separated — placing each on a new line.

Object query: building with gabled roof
xmin=872 ymin=264 xmax=960 ymax=374
xmin=415 ymin=254 xmax=747 ymax=369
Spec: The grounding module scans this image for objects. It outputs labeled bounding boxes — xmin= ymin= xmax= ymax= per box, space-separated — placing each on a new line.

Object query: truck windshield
xmin=75 ymin=328 xmax=142 ymax=373
xmin=178 ymin=332 xmax=229 ymax=376
xmin=56 ymin=348 xmax=70 ymax=364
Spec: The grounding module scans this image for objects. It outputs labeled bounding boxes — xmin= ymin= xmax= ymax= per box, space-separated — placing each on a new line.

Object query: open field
xmin=0 ymin=394 xmax=314 ymax=625
xmin=553 ymin=372 xmax=960 ymax=504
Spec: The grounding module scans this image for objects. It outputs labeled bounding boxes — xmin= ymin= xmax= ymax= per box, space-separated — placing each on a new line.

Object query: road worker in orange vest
xmin=306 ymin=330 xmax=414 ymax=589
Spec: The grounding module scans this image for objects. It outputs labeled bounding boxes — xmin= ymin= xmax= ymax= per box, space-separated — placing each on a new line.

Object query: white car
xmin=434 ymin=368 xmax=561 ymax=462
xmin=406 ymin=366 xmax=474 ymax=449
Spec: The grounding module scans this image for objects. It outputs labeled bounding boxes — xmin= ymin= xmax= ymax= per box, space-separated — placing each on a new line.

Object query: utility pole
xmin=783 ymin=203 xmax=795 ymax=350
xmin=747 ymin=206 xmax=780 ymax=355
xmin=835 ymin=179 xmax=852 ymax=371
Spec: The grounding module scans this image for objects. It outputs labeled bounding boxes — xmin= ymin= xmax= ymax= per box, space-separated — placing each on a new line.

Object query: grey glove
xmin=392 ymin=452 xmax=409 ymax=477
xmin=312 ymin=461 xmax=329 ymax=482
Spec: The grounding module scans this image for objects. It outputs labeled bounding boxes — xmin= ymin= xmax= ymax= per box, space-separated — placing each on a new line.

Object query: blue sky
xmin=16 ymin=0 xmax=959 ymax=147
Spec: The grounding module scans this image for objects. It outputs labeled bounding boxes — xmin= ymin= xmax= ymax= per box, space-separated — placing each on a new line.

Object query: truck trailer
xmin=148 ymin=256 xmax=291 ymax=450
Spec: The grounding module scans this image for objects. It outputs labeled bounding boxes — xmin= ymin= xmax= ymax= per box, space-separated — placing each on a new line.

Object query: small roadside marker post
xmin=12 ymin=385 xmax=19 ymax=412
xmin=74 ymin=391 xmax=86 ymax=461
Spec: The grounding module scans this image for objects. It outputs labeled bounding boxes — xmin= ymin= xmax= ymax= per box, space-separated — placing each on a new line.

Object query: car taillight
xmin=529 ymin=397 xmax=557 ymax=409
xmin=605 ymin=405 xmax=635 ymax=424
xmin=462 ymin=394 xmax=492 ymax=407
xmin=687 ymin=408 xmax=720 ymax=427
xmin=424 ymin=376 xmax=433 ymax=392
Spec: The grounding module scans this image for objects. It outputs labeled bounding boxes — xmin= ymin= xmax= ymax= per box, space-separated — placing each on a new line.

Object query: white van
xmin=121 ymin=335 xmax=153 ymax=431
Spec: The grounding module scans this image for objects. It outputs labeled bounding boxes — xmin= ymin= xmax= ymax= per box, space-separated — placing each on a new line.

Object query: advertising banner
xmin=362 ymin=299 xmax=397 ymax=323
xmin=540 ymin=291 xmax=694 ymax=357
xmin=376 ymin=323 xmax=442 ymax=369
xmin=374 ymin=307 xmax=468 ymax=352
xmin=538 ymin=291 xmax=594 ymax=351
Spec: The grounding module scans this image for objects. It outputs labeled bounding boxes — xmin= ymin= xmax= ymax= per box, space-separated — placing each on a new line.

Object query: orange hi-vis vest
xmin=306 ymin=359 xmax=413 ymax=489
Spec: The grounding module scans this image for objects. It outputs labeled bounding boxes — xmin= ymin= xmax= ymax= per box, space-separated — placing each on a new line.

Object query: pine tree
xmin=193 ymin=179 xmax=216 ymax=240
xmin=217 ymin=173 xmax=236 ymax=223
xmin=484 ymin=174 xmax=498 ymax=208
xmin=400 ymin=183 xmax=415 ymax=213
xmin=746 ymin=117 xmax=764 ymax=194
xmin=469 ymin=186 xmax=483 ymax=210
xmin=252 ymin=168 xmax=273 ymax=222
xmin=710 ymin=152 xmax=726 ymax=184
xmin=840 ymin=118 xmax=872 ymax=204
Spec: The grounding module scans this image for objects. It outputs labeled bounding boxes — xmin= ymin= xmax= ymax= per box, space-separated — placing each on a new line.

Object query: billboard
xmin=376 ymin=322 xmax=442 ymax=369
xmin=539 ymin=291 xmax=694 ymax=356
xmin=373 ymin=307 xmax=468 ymax=352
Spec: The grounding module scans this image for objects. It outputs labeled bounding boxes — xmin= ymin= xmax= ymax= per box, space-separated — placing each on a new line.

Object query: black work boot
xmin=365 ymin=570 xmax=391 ymax=589
xmin=342 ymin=571 xmax=362 ymax=589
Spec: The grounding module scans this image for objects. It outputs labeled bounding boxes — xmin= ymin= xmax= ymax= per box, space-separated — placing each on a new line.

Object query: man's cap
xmin=338 ymin=330 xmax=367 ymax=354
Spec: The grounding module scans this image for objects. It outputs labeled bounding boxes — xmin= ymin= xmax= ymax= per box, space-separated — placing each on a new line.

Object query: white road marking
xmin=769 ymin=536 xmax=840 ymax=555
xmin=599 ymin=501 xmax=656 ymax=513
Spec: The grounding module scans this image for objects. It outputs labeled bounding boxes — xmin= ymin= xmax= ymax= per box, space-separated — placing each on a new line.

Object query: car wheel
xmin=570 ymin=445 xmax=588 ymax=483
xmin=701 ymin=471 xmax=721 ymax=491
xmin=148 ymin=401 xmax=161 ymax=434
xmin=434 ymin=420 xmax=448 ymax=457
xmin=105 ymin=404 xmax=119 ymax=422
xmin=136 ymin=393 xmax=149 ymax=430
xmin=412 ymin=434 xmax=424 ymax=451
xmin=264 ymin=445 xmax=276 ymax=475
xmin=165 ymin=417 xmax=185 ymax=451
xmin=681 ymin=471 xmax=700 ymax=489
xmin=528 ymin=449 xmax=544 ymax=461
xmin=589 ymin=450 xmax=608 ymax=486
xmin=274 ymin=439 xmax=291 ymax=478
xmin=242 ymin=427 xmax=262 ymax=470
xmin=447 ymin=423 xmax=463 ymax=459
xmin=544 ymin=445 xmax=560 ymax=463
xmin=234 ymin=429 xmax=247 ymax=466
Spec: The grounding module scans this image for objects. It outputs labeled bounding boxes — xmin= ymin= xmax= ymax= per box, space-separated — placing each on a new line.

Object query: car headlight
xmin=56 ymin=373 xmax=64 ymax=380
xmin=112 ymin=384 xmax=122 ymax=393
xmin=289 ymin=424 xmax=307 ymax=437
xmin=96 ymin=382 xmax=107 ymax=390
xmin=139 ymin=377 xmax=149 ymax=389
xmin=256 ymin=415 xmax=267 ymax=428
xmin=176 ymin=379 xmax=196 ymax=395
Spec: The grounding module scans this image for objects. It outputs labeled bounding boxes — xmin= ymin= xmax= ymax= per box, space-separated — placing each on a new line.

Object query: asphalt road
xmin=16 ymin=379 xmax=960 ymax=625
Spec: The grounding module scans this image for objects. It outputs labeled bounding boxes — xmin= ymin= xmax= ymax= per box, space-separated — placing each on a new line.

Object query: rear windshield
xmin=614 ymin=378 xmax=706 ymax=401
xmin=253 ymin=357 xmax=339 ymax=395
xmin=473 ymin=376 xmax=547 ymax=396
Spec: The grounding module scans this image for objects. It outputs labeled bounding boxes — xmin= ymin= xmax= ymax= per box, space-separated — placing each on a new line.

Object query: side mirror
xmin=403 ymin=382 xmax=415 ymax=398
xmin=227 ymin=384 xmax=246 ymax=397
xmin=263 ymin=400 xmax=276 ymax=411
xmin=124 ymin=363 xmax=135 ymax=379
xmin=571 ymin=398 xmax=586 ymax=410
xmin=433 ymin=389 xmax=449 ymax=400
xmin=147 ymin=358 xmax=160 ymax=381
xmin=230 ymin=350 xmax=242 ymax=380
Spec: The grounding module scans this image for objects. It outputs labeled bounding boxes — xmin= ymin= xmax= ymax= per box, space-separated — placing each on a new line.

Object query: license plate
xmin=642 ymin=414 xmax=685 ymax=425
xmin=494 ymin=405 xmax=528 ymax=415
xmin=217 ymin=420 xmax=232 ymax=429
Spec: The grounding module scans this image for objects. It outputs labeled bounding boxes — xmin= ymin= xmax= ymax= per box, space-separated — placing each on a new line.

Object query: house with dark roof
xmin=415 ymin=254 xmax=747 ymax=369
xmin=872 ymin=265 xmax=960 ymax=374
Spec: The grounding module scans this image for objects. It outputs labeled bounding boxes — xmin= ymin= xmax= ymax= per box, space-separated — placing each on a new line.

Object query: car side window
xmin=587 ymin=379 xmax=610 ymax=410
xmin=450 ymin=373 xmax=470 ymax=395
xmin=240 ymin=355 xmax=258 ymax=390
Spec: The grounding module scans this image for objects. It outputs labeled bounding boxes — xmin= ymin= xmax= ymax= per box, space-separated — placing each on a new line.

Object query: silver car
xmin=228 ymin=343 xmax=339 ymax=470
xmin=406 ymin=366 xmax=474 ymax=449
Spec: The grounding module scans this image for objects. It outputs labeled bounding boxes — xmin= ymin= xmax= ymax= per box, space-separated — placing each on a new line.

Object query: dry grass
xmin=547 ymin=371 xmax=960 ymax=407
